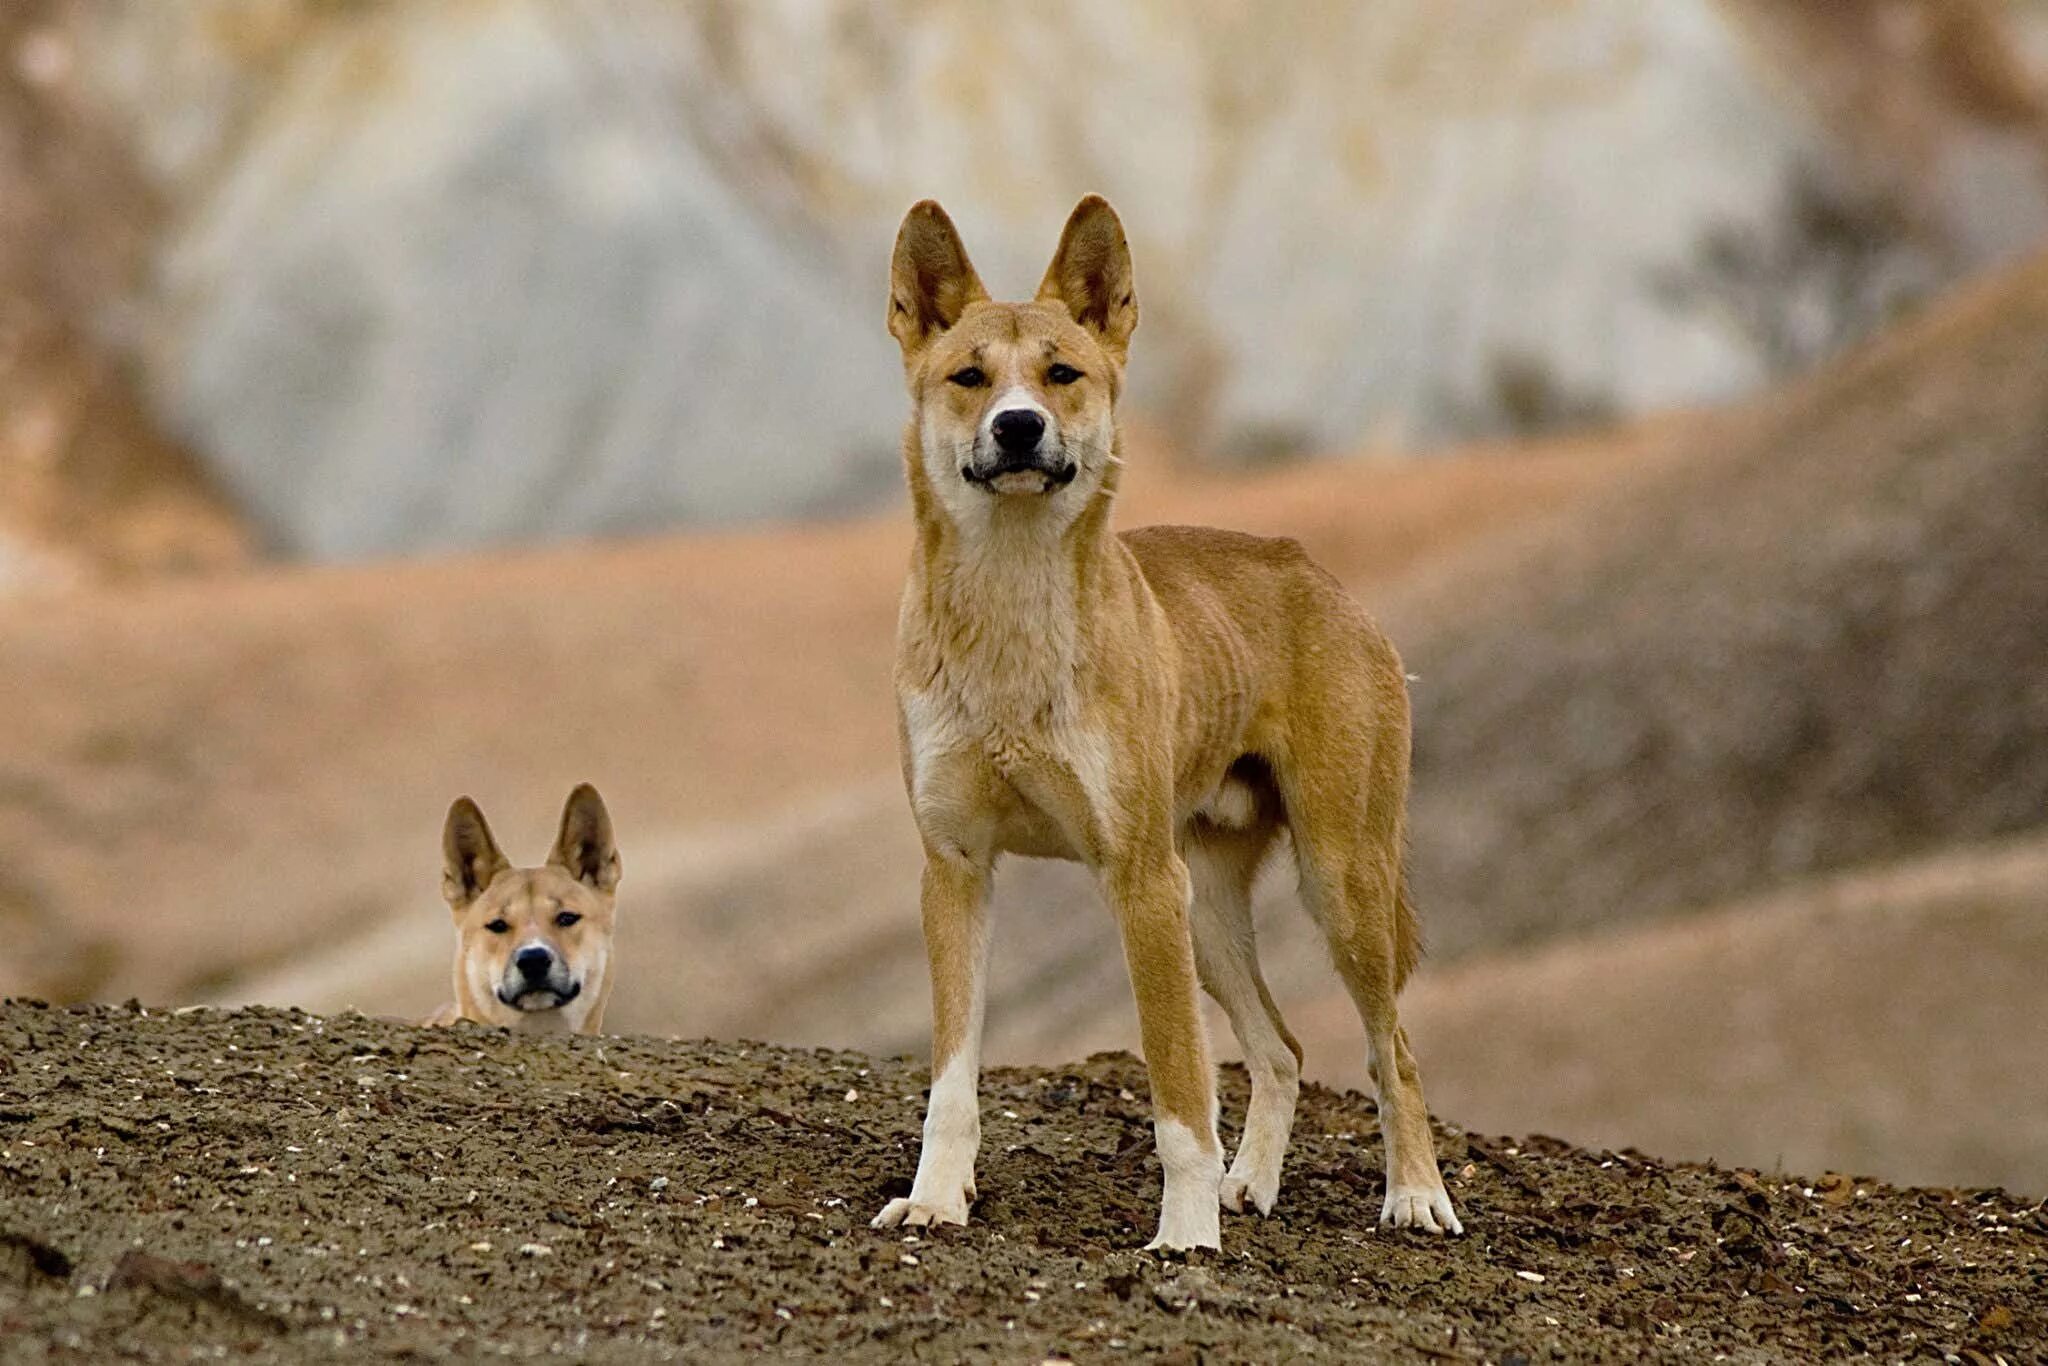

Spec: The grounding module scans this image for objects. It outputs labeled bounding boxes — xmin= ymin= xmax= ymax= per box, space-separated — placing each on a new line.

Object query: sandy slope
xmin=0 ymin=429 xmax=1630 ymax=1010
xmin=1387 ymin=832 xmax=2048 ymax=1196
xmin=1390 ymin=248 xmax=2048 ymax=955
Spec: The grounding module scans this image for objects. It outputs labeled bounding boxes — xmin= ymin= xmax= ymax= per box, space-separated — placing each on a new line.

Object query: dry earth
xmin=1 ymin=1002 xmax=2043 ymax=1363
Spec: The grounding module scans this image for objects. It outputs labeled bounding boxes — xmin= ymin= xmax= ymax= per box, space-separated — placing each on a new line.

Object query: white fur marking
xmin=871 ymin=905 xmax=991 ymax=1232
xmin=1148 ymin=1116 xmax=1222 ymax=1250
xmin=1066 ymin=727 xmax=1116 ymax=830
xmin=1221 ymin=1077 xmax=1295 ymax=1214
xmin=561 ymin=944 xmax=605 ymax=1034
xmin=870 ymin=1043 xmax=981 ymax=1229
xmin=989 ymin=470 xmax=1052 ymax=495
xmin=918 ymin=1053 xmax=980 ymax=1188
xmin=900 ymin=688 xmax=942 ymax=802
xmin=1195 ymin=777 xmax=1256 ymax=829
xmin=984 ymin=385 xmax=1051 ymax=436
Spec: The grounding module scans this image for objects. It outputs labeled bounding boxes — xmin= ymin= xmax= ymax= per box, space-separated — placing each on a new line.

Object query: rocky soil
xmin=1 ymin=1003 xmax=2041 ymax=1362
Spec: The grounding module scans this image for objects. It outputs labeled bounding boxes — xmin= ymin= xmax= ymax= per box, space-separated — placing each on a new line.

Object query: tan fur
xmin=871 ymin=197 xmax=1461 ymax=1249
xmin=421 ymin=784 xmax=621 ymax=1036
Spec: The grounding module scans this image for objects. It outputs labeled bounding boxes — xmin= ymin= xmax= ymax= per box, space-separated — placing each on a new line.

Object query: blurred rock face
xmin=0 ymin=4 xmax=249 ymax=588
xmin=66 ymin=0 xmax=2048 ymax=556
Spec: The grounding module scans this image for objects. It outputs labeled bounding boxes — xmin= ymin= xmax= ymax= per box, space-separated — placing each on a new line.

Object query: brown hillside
xmin=1389 ymin=248 xmax=2048 ymax=955
xmin=1335 ymin=832 xmax=2048 ymax=1195
xmin=0 ymin=434 xmax=1627 ymax=1009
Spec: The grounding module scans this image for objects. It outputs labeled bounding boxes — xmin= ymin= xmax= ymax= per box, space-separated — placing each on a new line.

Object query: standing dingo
xmin=870 ymin=196 xmax=1461 ymax=1250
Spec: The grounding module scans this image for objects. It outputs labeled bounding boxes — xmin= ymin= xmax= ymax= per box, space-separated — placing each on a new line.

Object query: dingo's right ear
xmin=888 ymin=200 xmax=988 ymax=358
xmin=1037 ymin=195 xmax=1137 ymax=363
xmin=549 ymin=783 xmax=621 ymax=895
xmin=442 ymin=797 xmax=509 ymax=911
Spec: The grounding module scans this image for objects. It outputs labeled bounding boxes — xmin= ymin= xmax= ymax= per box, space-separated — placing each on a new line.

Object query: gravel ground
xmin=0 ymin=1001 xmax=2041 ymax=1362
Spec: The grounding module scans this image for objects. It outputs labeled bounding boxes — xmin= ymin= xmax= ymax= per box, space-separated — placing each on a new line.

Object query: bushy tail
xmin=1393 ymin=870 xmax=1425 ymax=992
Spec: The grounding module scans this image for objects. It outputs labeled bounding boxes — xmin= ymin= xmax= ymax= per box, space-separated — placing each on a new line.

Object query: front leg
xmin=873 ymin=852 xmax=992 ymax=1230
xmin=1106 ymin=846 xmax=1224 ymax=1251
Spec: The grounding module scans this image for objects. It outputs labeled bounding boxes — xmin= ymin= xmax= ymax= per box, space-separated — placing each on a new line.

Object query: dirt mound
xmin=0 ymin=3 xmax=248 ymax=587
xmin=0 ymin=1004 xmax=2041 ymax=1362
xmin=1389 ymin=247 xmax=2048 ymax=955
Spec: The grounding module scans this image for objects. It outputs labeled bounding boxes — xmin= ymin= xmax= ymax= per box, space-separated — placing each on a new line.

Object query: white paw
xmin=1220 ymin=1161 xmax=1280 ymax=1216
xmin=1380 ymin=1181 xmax=1463 ymax=1235
xmin=870 ymin=1184 xmax=972 ymax=1230
xmin=1146 ymin=1187 xmax=1222 ymax=1251
xmin=1148 ymin=1118 xmax=1224 ymax=1250
xmin=1144 ymin=1217 xmax=1220 ymax=1252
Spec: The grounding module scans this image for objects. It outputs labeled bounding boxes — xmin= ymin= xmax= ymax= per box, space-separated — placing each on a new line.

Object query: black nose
xmin=990 ymin=408 xmax=1045 ymax=455
xmin=515 ymin=947 xmax=553 ymax=982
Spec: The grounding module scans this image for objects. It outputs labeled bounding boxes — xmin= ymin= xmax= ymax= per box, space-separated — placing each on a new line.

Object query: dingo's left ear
xmin=1037 ymin=195 xmax=1137 ymax=362
xmin=889 ymin=200 xmax=988 ymax=357
xmin=443 ymin=797 xmax=510 ymax=911
xmin=549 ymin=783 xmax=621 ymax=894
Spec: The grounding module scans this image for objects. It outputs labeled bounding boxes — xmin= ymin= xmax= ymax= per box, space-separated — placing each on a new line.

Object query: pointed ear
xmin=548 ymin=783 xmax=620 ymax=894
xmin=888 ymin=200 xmax=988 ymax=357
xmin=442 ymin=797 xmax=509 ymax=911
xmin=1036 ymin=195 xmax=1138 ymax=362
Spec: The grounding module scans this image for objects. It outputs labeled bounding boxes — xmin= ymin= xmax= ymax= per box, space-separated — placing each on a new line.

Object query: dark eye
xmin=483 ymin=918 xmax=510 ymax=935
xmin=555 ymin=911 xmax=582 ymax=929
xmin=947 ymin=366 xmax=986 ymax=387
xmin=1047 ymin=363 xmax=1083 ymax=385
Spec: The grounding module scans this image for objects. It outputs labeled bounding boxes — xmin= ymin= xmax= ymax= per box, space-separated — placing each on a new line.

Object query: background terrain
xmin=2 ymin=0 xmax=2045 ymax=1228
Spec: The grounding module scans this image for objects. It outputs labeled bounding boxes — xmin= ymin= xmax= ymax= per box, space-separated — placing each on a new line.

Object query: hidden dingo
xmin=871 ymin=196 xmax=1461 ymax=1250
xmin=423 ymin=784 xmax=620 ymax=1035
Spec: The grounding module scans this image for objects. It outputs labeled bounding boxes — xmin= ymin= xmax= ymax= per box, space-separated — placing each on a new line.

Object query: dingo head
xmin=888 ymin=195 xmax=1137 ymax=529
xmin=439 ymin=783 xmax=620 ymax=1034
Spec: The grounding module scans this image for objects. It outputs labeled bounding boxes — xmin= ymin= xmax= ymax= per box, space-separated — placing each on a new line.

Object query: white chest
xmin=901 ymin=682 xmax=1116 ymax=862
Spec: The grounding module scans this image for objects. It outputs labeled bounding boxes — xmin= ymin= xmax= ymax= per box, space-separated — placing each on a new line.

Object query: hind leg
xmin=1186 ymin=827 xmax=1301 ymax=1215
xmin=1382 ymin=1024 xmax=1458 ymax=1230
xmin=1286 ymin=771 xmax=1462 ymax=1234
xmin=1307 ymin=856 xmax=1460 ymax=1232
xmin=1363 ymin=1014 xmax=1459 ymax=1232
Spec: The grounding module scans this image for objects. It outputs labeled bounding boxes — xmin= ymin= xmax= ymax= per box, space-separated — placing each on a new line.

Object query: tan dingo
xmin=870 ymin=197 xmax=1461 ymax=1250
xmin=423 ymin=784 xmax=620 ymax=1035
